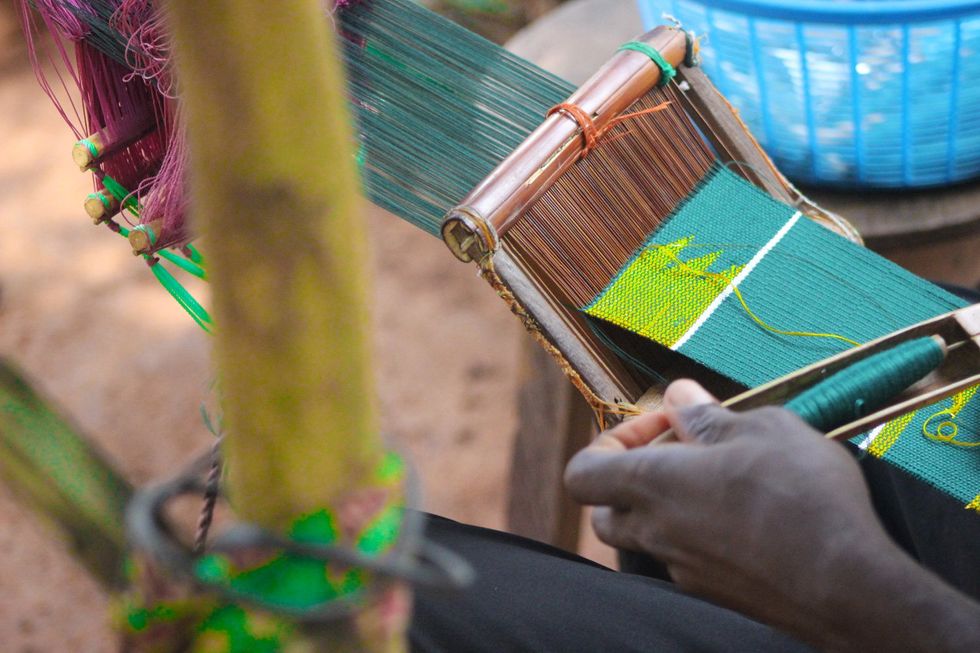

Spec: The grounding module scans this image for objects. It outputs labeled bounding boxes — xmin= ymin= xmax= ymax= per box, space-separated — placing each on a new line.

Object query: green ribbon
xmin=149 ymin=261 xmax=213 ymax=333
xmin=100 ymin=175 xmax=140 ymax=215
xmin=182 ymin=243 xmax=205 ymax=265
xmin=158 ymin=249 xmax=207 ymax=280
xmin=101 ymin=178 xmax=211 ymax=329
xmin=618 ymin=41 xmax=677 ymax=86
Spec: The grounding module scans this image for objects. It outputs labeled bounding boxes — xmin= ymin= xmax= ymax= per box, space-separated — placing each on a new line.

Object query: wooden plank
xmin=507 ymin=338 xmax=595 ymax=550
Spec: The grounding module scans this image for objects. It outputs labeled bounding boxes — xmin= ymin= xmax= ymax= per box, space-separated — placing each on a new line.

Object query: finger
xmin=663 ymin=379 xmax=718 ymax=411
xmin=607 ymin=410 xmax=671 ymax=449
xmin=590 ymin=506 xmax=637 ymax=551
xmin=563 ymin=412 xmax=669 ymax=505
xmin=564 ymin=447 xmax=641 ymax=507
xmin=669 ymin=403 xmax=741 ymax=445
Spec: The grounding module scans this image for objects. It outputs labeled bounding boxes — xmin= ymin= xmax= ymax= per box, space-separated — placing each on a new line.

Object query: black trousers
xmin=409 ymin=442 xmax=980 ymax=652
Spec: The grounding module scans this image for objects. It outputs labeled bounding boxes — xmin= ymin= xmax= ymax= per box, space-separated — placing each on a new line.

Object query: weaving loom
xmin=19 ymin=0 xmax=980 ymax=516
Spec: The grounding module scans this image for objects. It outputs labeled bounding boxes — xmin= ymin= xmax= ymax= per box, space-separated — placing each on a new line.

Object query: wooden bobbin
xmin=83 ymin=192 xmax=120 ymax=224
xmin=72 ymin=133 xmax=106 ymax=171
xmin=128 ymin=219 xmax=164 ymax=254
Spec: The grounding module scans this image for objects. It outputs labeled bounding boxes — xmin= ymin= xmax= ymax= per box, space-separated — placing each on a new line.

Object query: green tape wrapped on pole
xmin=164 ymin=0 xmax=407 ymax=650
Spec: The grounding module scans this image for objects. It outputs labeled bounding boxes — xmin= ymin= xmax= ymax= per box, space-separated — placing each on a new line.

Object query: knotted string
xmin=547 ymin=101 xmax=673 ymax=161
xmin=617 ymin=41 xmax=677 ymax=86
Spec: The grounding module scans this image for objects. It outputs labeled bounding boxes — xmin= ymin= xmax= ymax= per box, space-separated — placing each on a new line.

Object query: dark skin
xmin=565 ymin=380 xmax=980 ymax=652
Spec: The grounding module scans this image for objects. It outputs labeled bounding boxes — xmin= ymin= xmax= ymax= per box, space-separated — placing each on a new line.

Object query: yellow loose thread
xmin=654 ymin=245 xmax=861 ymax=348
xmin=922 ymin=386 xmax=980 ymax=448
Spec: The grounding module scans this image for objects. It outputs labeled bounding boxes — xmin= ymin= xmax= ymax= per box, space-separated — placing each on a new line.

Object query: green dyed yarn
xmin=183 ymin=243 xmax=204 ymax=265
xmin=785 ymin=337 xmax=945 ymax=433
xmin=100 ymin=175 xmax=139 ymax=214
xmin=339 ymin=0 xmax=572 ymax=234
xmin=149 ymin=262 xmax=213 ymax=333
xmin=617 ymin=41 xmax=676 ymax=85
xmin=158 ymin=249 xmax=207 ymax=280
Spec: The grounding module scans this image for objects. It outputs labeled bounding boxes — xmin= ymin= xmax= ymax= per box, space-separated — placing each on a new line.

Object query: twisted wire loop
xmin=193 ymin=437 xmax=222 ymax=553
xmin=126 ymin=451 xmax=474 ymax=623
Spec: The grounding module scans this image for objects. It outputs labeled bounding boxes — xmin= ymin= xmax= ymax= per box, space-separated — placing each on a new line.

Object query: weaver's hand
xmin=565 ymin=380 xmax=980 ymax=653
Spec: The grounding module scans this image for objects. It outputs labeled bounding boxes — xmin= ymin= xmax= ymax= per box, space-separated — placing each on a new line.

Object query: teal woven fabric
xmin=585 ymin=165 xmax=979 ymax=508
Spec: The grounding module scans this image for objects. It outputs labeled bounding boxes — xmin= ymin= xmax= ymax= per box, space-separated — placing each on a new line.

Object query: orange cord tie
xmin=547 ymin=101 xmax=673 ymax=161
xmin=547 ymin=103 xmax=599 ymax=160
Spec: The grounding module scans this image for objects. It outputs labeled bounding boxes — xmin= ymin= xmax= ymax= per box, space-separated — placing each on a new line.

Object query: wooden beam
xmin=508 ymin=339 xmax=594 ymax=551
xmin=165 ymin=0 xmax=403 ymax=649
xmin=0 ymin=359 xmax=131 ymax=589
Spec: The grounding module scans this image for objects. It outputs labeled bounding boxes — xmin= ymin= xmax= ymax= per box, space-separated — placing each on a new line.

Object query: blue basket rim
xmin=682 ymin=0 xmax=980 ymax=24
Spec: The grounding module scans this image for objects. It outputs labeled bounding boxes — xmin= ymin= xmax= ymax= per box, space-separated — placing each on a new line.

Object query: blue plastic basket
xmin=637 ymin=0 xmax=980 ymax=188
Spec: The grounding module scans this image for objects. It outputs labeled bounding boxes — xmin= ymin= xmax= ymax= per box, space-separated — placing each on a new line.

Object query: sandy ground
xmin=0 ymin=6 xmax=612 ymax=650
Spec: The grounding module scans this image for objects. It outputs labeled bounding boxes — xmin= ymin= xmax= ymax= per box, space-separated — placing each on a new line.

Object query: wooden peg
xmin=72 ymin=133 xmax=106 ymax=171
xmin=83 ymin=192 xmax=120 ymax=224
xmin=128 ymin=219 xmax=164 ymax=254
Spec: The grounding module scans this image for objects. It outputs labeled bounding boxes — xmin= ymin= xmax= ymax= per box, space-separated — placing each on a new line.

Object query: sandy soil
xmin=0 ymin=7 xmax=612 ymax=650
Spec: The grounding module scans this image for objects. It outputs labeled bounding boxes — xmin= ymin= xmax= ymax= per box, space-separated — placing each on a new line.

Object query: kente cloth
xmin=584 ymin=165 xmax=980 ymax=510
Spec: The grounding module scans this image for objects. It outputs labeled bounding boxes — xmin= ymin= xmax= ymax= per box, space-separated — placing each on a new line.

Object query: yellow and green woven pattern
xmin=584 ymin=165 xmax=980 ymax=509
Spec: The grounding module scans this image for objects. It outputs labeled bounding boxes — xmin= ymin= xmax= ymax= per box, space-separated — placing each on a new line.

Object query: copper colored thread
xmin=511 ymin=86 xmax=716 ymax=308
xmin=548 ymin=103 xmax=599 ymax=160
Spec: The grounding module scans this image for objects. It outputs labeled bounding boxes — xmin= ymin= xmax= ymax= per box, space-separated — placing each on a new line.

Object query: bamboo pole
xmin=0 ymin=359 xmax=132 ymax=589
xmin=164 ymin=1 xmax=402 ymax=650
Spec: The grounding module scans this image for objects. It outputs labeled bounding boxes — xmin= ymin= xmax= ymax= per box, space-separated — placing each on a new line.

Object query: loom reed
xmin=510 ymin=86 xmax=716 ymax=307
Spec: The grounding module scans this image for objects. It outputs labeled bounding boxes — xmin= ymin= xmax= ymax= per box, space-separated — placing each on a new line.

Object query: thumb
xmin=663 ymin=380 xmax=732 ymax=445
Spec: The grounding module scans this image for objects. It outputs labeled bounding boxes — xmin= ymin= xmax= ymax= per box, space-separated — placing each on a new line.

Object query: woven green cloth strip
xmin=585 ymin=165 xmax=979 ymax=507
xmin=617 ymin=41 xmax=676 ymax=86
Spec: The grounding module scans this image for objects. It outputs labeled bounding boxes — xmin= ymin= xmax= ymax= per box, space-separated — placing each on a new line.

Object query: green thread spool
xmin=785 ymin=336 xmax=946 ymax=433
xmin=617 ymin=41 xmax=677 ymax=86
